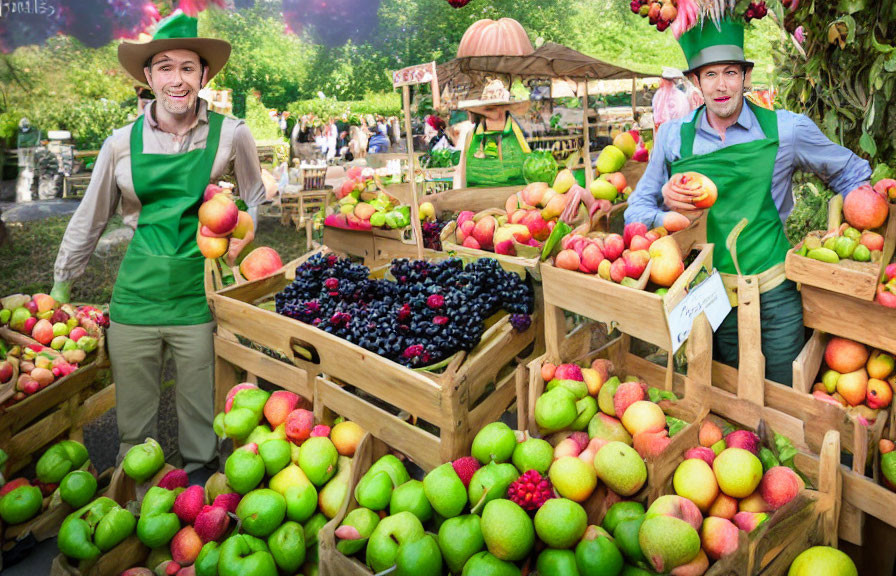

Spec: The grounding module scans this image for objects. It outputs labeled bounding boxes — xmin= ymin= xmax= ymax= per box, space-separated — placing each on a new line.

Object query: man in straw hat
xmin=51 ymin=11 xmax=267 ymax=474
xmin=625 ymin=19 xmax=870 ymax=386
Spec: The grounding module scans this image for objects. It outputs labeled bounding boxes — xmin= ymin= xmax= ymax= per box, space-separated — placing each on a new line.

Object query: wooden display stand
xmin=526 ymin=315 xmax=712 ymax=504
xmin=785 ymin=195 xmax=896 ymax=302
xmin=540 ymin=215 xmax=712 ymax=390
xmin=211 ymin=247 xmax=536 ymax=470
xmin=800 ymin=284 xmax=896 ymax=355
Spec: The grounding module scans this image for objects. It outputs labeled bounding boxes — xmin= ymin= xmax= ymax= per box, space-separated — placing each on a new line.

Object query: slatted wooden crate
xmin=540 ymin=216 xmax=712 ymax=390
xmin=211 ymin=247 xmax=537 ymax=470
xmin=785 ymin=195 xmax=896 ymax=302
xmin=526 ymin=315 xmax=712 ymax=506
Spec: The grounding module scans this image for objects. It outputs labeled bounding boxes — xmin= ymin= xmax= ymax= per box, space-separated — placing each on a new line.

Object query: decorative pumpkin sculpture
xmin=456 ymin=18 xmax=535 ymax=58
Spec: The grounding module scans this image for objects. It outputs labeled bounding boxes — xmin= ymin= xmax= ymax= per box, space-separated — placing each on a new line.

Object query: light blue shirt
xmin=624 ymin=104 xmax=872 ymax=229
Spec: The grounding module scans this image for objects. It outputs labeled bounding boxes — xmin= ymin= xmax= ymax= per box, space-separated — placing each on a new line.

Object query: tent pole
xmin=582 ymin=81 xmax=593 ymax=187
xmin=402 ymin=84 xmax=424 ymax=259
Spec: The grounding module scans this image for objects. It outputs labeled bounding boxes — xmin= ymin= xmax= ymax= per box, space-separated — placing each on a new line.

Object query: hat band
xmin=687 ymin=44 xmax=750 ymax=72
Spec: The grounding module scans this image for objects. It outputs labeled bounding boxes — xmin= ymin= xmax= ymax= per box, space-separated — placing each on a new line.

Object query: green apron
xmin=671 ymin=101 xmax=792 ymax=275
xmin=109 ymin=112 xmax=223 ymax=326
xmin=671 ymin=102 xmax=803 ymax=386
xmin=465 ymin=116 xmax=531 ymax=188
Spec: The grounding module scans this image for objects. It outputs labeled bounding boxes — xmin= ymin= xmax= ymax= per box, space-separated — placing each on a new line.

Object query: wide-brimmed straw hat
xmin=118 ymin=11 xmax=231 ymax=85
xmin=457 ymin=78 xmax=530 ymax=110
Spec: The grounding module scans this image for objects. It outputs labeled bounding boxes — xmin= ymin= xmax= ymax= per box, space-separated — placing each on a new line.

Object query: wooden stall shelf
xmin=693 ymin=429 xmax=841 ymax=576
xmin=212 ymin=247 xmax=537 ymax=469
xmin=800 ymin=284 xmax=896 ymax=355
xmin=785 ymin=196 xmax=896 ymax=302
xmin=540 ymin=216 xmax=712 ymax=389
xmin=527 ymin=314 xmax=712 ymax=505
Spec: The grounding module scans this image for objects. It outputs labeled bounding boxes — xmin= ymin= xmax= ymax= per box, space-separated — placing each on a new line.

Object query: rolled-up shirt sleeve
xmin=791 ymin=112 xmax=871 ymax=197
xmin=54 ymin=138 xmax=121 ymax=283
xmin=625 ymin=122 xmax=673 ymax=229
xmin=232 ymin=122 xmax=266 ymax=207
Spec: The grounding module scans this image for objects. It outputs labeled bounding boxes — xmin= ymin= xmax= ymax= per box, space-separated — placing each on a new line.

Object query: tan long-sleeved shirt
xmin=54 ymin=99 xmax=266 ymax=283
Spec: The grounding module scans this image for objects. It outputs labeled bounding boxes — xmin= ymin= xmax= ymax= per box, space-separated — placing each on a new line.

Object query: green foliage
xmin=784 ymin=173 xmax=835 ymax=245
xmin=243 ymin=91 xmax=283 ymax=142
xmin=286 ymin=92 xmax=402 ymax=120
xmin=0 ymin=111 xmax=18 ymax=144
xmin=774 ymin=1 xmax=896 ymax=168
xmin=200 ymin=6 xmax=315 ymax=115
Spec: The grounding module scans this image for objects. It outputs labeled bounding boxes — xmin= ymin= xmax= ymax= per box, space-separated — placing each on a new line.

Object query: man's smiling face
xmin=144 ymin=49 xmax=206 ymax=116
xmin=695 ymin=63 xmax=748 ymax=120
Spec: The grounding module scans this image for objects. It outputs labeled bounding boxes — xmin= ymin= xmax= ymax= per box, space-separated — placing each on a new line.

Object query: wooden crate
xmin=50 ymin=535 xmax=148 ymax=576
xmin=312 ymin=355 xmax=529 ymax=472
xmin=801 ymin=284 xmax=896 ymax=355
xmin=526 ymin=315 xmax=712 ymax=503
xmin=785 ymin=196 xmax=896 ymax=302
xmin=540 ymin=217 xmax=712 ymax=388
xmin=791 ymin=330 xmax=888 ymax=476
xmin=211 ymin=250 xmax=537 ymax=469
xmin=650 ymin=425 xmax=841 ymax=576
xmin=1 ymin=368 xmax=113 ymax=475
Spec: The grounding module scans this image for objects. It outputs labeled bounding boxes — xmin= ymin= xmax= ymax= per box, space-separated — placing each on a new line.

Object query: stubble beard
xmin=159 ymin=90 xmax=197 ymax=116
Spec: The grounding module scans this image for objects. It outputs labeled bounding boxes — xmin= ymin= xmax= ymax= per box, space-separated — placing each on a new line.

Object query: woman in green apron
xmin=51 ymin=14 xmax=267 ymax=475
xmin=453 ymin=79 xmax=533 ymax=188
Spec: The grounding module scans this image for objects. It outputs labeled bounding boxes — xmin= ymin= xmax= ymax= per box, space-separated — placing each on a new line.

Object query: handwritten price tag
xmin=668 ymin=271 xmax=731 ymax=353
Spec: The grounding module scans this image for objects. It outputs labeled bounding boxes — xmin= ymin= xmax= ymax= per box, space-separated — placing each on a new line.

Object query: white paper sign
xmin=668 ymin=271 xmax=732 ymax=353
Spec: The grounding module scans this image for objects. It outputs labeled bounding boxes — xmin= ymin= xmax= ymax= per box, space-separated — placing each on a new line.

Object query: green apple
xmin=438 ymin=514 xmax=484 ymax=574
xmin=236 ymin=489 xmax=286 ymax=538
xmin=468 ymin=463 xmax=519 ymax=511
xmin=268 ymin=521 xmax=305 ymax=573
xmin=225 ymin=448 xmax=265 ymax=495
xmin=423 ymin=463 xmax=467 ymax=519
xmin=389 ymin=479 xmax=433 ymax=523
xmin=258 ymin=439 xmax=291 ymax=477
xmin=285 ymin=483 xmax=318 ymax=523
xmin=336 ymin=508 xmax=380 ymax=555
xmin=395 ymin=533 xmax=442 ymax=576
xmin=590 ymin=178 xmax=618 ymax=202
xmin=366 ymin=511 xmax=425 ymax=573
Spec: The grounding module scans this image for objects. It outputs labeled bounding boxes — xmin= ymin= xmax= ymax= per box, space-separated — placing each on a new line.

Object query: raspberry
xmin=507 ymin=470 xmax=556 ymax=511
xmin=426 ymin=294 xmax=445 ymax=309
xmin=397 ymin=303 xmax=412 ymax=322
xmin=403 ymin=344 xmax=425 ymax=359
xmin=451 ymin=456 xmax=481 ymax=487
xmin=433 ymin=316 xmax=450 ymax=326
xmin=324 ymin=278 xmax=339 ymax=291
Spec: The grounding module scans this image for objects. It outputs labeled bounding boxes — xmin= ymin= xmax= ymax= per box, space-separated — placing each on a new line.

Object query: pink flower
xmin=794 ymin=26 xmax=805 ymax=45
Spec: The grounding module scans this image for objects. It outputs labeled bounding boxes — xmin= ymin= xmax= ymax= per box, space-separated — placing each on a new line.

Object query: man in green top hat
xmin=626 ymin=19 xmax=871 ymax=386
xmin=51 ymin=11 xmax=268 ymax=474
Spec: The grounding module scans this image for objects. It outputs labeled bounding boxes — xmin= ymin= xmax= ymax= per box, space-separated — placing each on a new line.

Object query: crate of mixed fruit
xmin=786 ymin=182 xmax=896 ymax=301
xmin=542 ymin=216 xmax=712 ymax=351
xmin=211 ymin=251 xmax=537 ymax=466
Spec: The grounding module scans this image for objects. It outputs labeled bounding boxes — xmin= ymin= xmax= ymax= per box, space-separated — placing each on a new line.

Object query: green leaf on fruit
xmin=774 ymin=432 xmax=799 ymax=465
xmin=235 ymin=199 xmax=249 ymax=212
xmin=648 ymin=388 xmax=678 ymax=403
xmin=666 ymin=416 xmax=688 ymax=437
xmin=720 ymin=421 xmax=737 ymax=438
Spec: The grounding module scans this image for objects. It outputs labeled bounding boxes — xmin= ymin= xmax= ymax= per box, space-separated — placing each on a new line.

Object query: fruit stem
xmin=373 ymin=566 xmax=397 ymax=576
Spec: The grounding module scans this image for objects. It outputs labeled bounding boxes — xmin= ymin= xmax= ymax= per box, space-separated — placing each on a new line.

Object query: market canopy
xmin=436 ymin=42 xmax=654 ymax=85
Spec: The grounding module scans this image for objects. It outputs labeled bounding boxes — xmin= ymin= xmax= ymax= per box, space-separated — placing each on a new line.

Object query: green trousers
xmin=108 ymin=320 xmax=216 ymax=472
xmin=713 ymin=281 xmax=805 ymax=387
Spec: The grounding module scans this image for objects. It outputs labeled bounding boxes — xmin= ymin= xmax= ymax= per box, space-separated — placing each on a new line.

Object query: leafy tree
xmin=773 ymin=1 xmax=896 ymax=171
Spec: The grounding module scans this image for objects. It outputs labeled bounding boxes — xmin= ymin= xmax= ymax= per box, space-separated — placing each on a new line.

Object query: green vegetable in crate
xmin=58 ymin=497 xmax=135 ymax=560
xmin=123 ymin=438 xmax=165 ymax=483
xmin=0 ymin=484 xmax=43 ymax=524
xmin=137 ymin=487 xmax=181 ymax=548
xmin=36 ymin=440 xmax=90 ymax=484
xmin=522 ymin=150 xmax=559 ymax=185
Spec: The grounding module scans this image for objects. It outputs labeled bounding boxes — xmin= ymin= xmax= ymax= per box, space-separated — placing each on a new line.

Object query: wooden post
xmin=582 ymin=81 xmax=594 ymax=187
xmin=402 ymin=87 xmax=424 ymax=260
xmin=631 ymin=76 xmax=637 ymax=122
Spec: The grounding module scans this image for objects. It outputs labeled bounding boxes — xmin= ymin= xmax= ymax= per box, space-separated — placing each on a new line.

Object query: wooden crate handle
xmin=817 ymin=429 xmax=842 ymax=546
xmin=737 ymin=275 xmax=766 ymax=407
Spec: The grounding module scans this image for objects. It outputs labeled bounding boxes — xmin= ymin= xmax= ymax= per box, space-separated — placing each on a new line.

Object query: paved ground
xmin=0 ymin=199 xmax=82 ymax=223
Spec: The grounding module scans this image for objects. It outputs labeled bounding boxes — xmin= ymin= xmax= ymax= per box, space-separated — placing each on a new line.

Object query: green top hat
xmin=678 ymin=19 xmax=753 ymax=74
xmin=118 ymin=11 xmax=231 ymax=85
